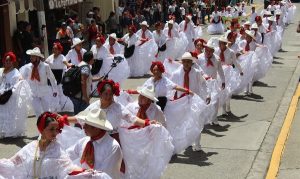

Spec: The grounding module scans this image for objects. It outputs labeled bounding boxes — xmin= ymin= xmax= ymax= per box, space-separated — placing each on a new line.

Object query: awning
xmin=47 ymin=0 xmax=83 ymax=10
xmin=13 ymin=0 xmax=37 ymax=14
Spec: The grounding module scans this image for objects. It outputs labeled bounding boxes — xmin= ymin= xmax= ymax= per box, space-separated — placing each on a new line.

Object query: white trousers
xmin=194 ymin=133 xmax=202 ymax=147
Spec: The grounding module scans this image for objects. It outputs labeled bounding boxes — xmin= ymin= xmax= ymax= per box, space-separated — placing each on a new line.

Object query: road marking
xmin=265 ymin=84 xmax=300 ymax=179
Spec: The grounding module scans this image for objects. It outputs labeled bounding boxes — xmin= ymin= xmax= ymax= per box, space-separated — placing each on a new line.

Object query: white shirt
xmin=20 ymin=62 xmax=58 ymax=97
xmin=258 ymin=23 xmax=268 ymax=34
xmin=45 ymin=54 xmax=67 ymax=70
xmin=0 ymin=68 xmax=22 ymax=91
xmin=163 ymin=27 xmax=180 ymax=39
xmin=171 ymin=65 xmax=210 ymax=99
xmin=228 ymin=41 xmax=242 ymax=54
xmin=143 ymin=76 xmax=177 ymax=98
xmin=254 ymin=31 xmax=263 ymax=44
xmin=103 ymin=42 xmax=124 ymax=55
xmin=122 ymin=33 xmax=139 ymax=47
xmin=153 ymin=30 xmax=167 ymax=47
xmin=126 ymin=102 xmax=166 ymax=127
xmin=250 ymin=12 xmax=258 ymax=24
xmin=65 ymin=48 xmax=87 ymax=66
xmin=90 ymin=45 xmax=111 ymax=60
xmin=136 ymin=29 xmax=154 ymax=40
xmin=239 ymin=40 xmax=258 ymax=51
xmin=215 ymin=47 xmax=243 ymax=73
xmin=179 ymin=20 xmax=195 ymax=40
xmin=67 ymin=133 xmax=122 ymax=179
xmin=196 ymin=53 xmax=226 ymax=83
xmin=76 ymin=61 xmax=93 ymax=98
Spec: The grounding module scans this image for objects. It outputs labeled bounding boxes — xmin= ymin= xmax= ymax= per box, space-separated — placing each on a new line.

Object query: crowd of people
xmin=0 ymin=0 xmax=297 ymax=178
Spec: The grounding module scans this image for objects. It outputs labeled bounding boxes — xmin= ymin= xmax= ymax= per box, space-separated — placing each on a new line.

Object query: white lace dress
xmin=0 ymin=140 xmax=77 ymax=178
xmin=0 ymin=68 xmax=32 ymax=138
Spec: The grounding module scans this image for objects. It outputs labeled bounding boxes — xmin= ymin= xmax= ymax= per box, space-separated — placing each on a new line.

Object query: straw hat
xmin=76 ymin=109 xmax=113 ymax=131
xmin=186 ymin=14 xmax=192 ymax=20
xmin=275 ymin=10 xmax=282 ymax=15
xmin=140 ymin=21 xmax=149 ymax=27
xmin=137 ymin=85 xmax=158 ymax=102
xmin=166 ymin=20 xmax=174 ymax=25
xmin=245 ymin=30 xmax=255 ymax=39
xmin=218 ymin=35 xmax=230 ymax=43
xmin=251 ymin=23 xmax=258 ymax=29
xmin=243 ymin=21 xmax=251 ymax=26
xmin=71 ymin=38 xmax=84 ymax=48
xmin=109 ymin=33 xmax=118 ymax=40
xmin=267 ymin=16 xmax=276 ymax=22
xmin=26 ymin=47 xmax=44 ymax=58
xmin=179 ymin=52 xmax=196 ymax=62
xmin=204 ymin=37 xmax=218 ymax=49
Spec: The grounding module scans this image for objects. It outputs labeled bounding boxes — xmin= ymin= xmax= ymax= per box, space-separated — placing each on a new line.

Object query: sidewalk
xmin=278 ymin=101 xmax=300 ymax=179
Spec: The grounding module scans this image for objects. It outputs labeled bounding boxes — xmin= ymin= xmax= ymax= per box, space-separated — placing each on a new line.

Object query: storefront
xmin=0 ymin=0 xmax=11 ymax=60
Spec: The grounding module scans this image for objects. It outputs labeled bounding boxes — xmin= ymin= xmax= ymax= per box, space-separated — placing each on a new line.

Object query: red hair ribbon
xmin=97 ymin=79 xmax=120 ymax=96
xmin=128 ymin=25 xmax=137 ymax=33
xmin=96 ymin=35 xmax=106 ymax=44
xmin=37 ymin=112 xmax=69 ymax=133
xmin=3 ymin=52 xmax=17 ymax=64
xmin=194 ymin=38 xmax=207 ymax=47
xmin=150 ymin=61 xmax=165 ymax=73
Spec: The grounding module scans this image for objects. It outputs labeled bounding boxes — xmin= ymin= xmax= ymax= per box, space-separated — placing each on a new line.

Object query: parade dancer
xmin=179 ymin=14 xmax=196 ymax=51
xmin=65 ymin=38 xmax=86 ymax=66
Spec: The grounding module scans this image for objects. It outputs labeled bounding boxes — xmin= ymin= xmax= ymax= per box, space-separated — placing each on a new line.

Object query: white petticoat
xmin=233 ymin=52 xmax=258 ymax=94
xmin=253 ymin=46 xmax=273 ymax=82
xmin=119 ymin=124 xmax=174 ymax=179
xmin=57 ymin=125 xmax=86 ymax=150
xmin=194 ymin=26 xmax=203 ymax=39
xmin=49 ymin=84 xmax=74 ymax=113
xmin=207 ymin=22 xmax=225 ymax=35
xmin=132 ymin=39 xmax=158 ymax=76
xmin=0 ymin=80 xmax=32 ymax=138
xmin=164 ymin=95 xmax=207 ymax=153
xmin=263 ymin=30 xmax=282 ymax=57
xmin=204 ymin=79 xmax=221 ymax=124
xmin=163 ymin=59 xmax=181 ymax=78
xmin=158 ymin=32 xmax=188 ymax=61
xmin=100 ymin=55 xmax=130 ymax=85
xmin=287 ymin=5 xmax=296 ymax=24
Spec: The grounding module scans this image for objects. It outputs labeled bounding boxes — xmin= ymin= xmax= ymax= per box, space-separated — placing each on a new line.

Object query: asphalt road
xmin=1 ymin=1 xmax=300 ymax=179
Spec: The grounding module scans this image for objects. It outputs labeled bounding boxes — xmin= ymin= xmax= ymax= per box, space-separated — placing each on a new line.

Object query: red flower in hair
xmin=3 ymin=52 xmax=17 ymax=64
xmin=97 ymin=79 xmax=120 ymax=96
xmin=96 ymin=35 xmax=106 ymax=44
xmin=53 ymin=42 xmax=64 ymax=52
xmin=190 ymin=51 xmax=198 ymax=58
xmin=150 ymin=61 xmax=165 ymax=73
xmin=37 ymin=112 xmax=69 ymax=133
xmin=255 ymin=16 xmax=262 ymax=22
xmin=194 ymin=38 xmax=207 ymax=47
xmin=128 ymin=25 xmax=137 ymax=33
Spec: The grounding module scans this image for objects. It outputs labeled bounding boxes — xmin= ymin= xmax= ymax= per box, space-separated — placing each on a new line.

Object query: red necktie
xmin=184 ymin=22 xmax=188 ymax=31
xmin=31 ymin=65 xmax=40 ymax=81
xmin=142 ymin=30 xmax=146 ymax=39
xmin=220 ymin=49 xmax=225 ymax=63
xmin=207 ymin=57 xmax=214 ymax=67
xmin=76 ymin=50 xmax=82 ymax=62
xmin=109 ymin=45 xmax=115 ymax=54
xmin=80 ymin=131 xmax=106 ymax=169
xmin=183 ymin=68 xmax=191 ymax=89
xmin=136 ymin=103 xmax=150 ymax=119
xmin=245 ymin=41 xmax=250 ymax=52
xmin=168 ymin=28 xmax=172 ymax=37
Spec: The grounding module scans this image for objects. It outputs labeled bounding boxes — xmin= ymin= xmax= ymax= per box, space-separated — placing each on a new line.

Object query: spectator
xmin=21 ymin=22 xmax=35 ymax=65
xmin=12 ymin=21 xmax=25 ymax=67
xmin=93 ymin=7 xmax=105 ymax=34
xmin=88 ymin=19 xmax=99 ymax=48
xmin=56 ymin=22 xmax=72 ymax=55
xmin=106 ymin=11 xmax=118 ymax=34
xmin=133 ymin=11 xmax=146 ymax=29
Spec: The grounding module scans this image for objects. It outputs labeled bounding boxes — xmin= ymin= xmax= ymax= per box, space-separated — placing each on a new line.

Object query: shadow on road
xmin=170 ymin=147 xmax=217 ymax=166
xmin=0 ymin=136 xmax=37 ymax=148
xmin=272 ymin=60 xmax=284 ymax=64
xmin=253 ymin=81 xmax=276 ymax=88
xmin=129 ymin=74 xmax=152 ymax=79
xmin=218 ymin=113 xmax=248 ymax=122
xmin=232 ymin=94 xmax=264 ymax=102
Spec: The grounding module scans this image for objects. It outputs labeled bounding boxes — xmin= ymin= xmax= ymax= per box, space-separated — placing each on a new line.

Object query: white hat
xmin=245 ymin=30 xmax=255 ymax=39
xmin=251 ymin=23 xmax=258 ymax=29
xmin=26 ymin=47 xmax=44 ymax=58
xmin=204 ymin=37 xmax=218 ymax=49
xmin=218 ymin=35 xmax=230 ymax=43
xmin=179 ymin=52 xmax=196 ymax=62
xmin=166 ymin=20 xmax=174 ymax=25
xmin=76 ymin=109 xmax=113 ymax=131
xmin=71 ymin=38 xmax=84 ymax=48
xmin=140 ymin=21 xmax=149 ymax=27
xmin=267 ymin=16 xmax=276 ymax=22
xmin=137 ymin=85 xmax=158 ymax=102
xmin=243 ymin=21 xmax=251 ymax=26
xmin=109 ymin=33 xmax=118 ymax=40
xmin=275 ymin=10 xmax=282 ymax=15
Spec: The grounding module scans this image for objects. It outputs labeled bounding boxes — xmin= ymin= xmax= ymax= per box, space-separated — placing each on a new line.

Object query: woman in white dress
xmin=207 ymin=8 xmax=225 ymax=35
xmin=0 ymin=112 xmax=81 ymax=178
xmin=45 ymin=42 xmax=74 ymax=113
xmin=0 ymin=52 xmax=31 ymax=138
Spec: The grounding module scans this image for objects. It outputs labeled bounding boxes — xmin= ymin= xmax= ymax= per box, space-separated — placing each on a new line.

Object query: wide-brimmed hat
xmin=251 ymin=23 xmax=258 ymax=29
xmin=71 ymin=38 xmax=84 ymax=48
xmin=218 ymin=35 xmax=230 ymax=43
xmin=140 ymin=21 xmax=149 ymax=27
xmin=245 ymin=30 xmax=255 ymax=39
xmin=204 ymin=39 xmax=217 ymax=50
xmin=267 ymin=16 xmax=276 ymax=22
xmin=186 ymin=14 xmax=192 ymax=20
xmin=275 ymin=10 xmax=282 ymax=15
xmin=243 ymin=21 xmax=251 ymax=26
xmin=137 ymin=85 xmax=158 ymax=102
xmin=166 ymin=20 xmax=174 ymax=25
xmin=179 ymin=52 xmax=196 ymax=62
xmin=76 ymin=109 xmax=113 ymax=131
xmin=26 ymin=47 xmax=44 ymax=58
xmin=109 ymin=33 xmax=118 ymax=40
